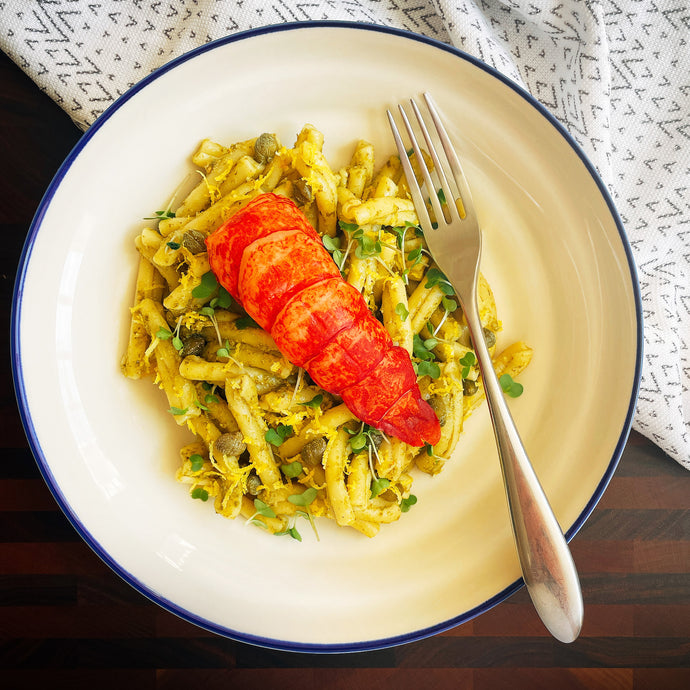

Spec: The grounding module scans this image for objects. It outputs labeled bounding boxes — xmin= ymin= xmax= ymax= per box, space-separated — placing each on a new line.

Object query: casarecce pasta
xmin=122 ymin=125 xmax=532 ymax=539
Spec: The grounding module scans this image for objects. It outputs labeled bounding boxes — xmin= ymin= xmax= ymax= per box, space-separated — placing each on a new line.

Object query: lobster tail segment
xmin=205 ymin=193 xmax=441 ymax=447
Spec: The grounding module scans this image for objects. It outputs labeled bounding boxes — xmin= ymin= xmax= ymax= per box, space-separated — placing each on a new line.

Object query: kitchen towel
xmin=2 ymin=0 xmax=688 ymax=468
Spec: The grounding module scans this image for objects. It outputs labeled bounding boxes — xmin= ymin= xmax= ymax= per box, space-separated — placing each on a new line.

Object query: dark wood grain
xmin=1 ymin=49 xmax=689 ymax=690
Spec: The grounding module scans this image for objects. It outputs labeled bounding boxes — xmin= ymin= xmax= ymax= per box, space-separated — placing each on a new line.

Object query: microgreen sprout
xmin=390 ymin=222 xmax=427 ymax=283
xmin=337 ymin=223 xmax=398 ymax=277
xmin=201 ymin=381 xmax=220 ymax=405
xmin=209 ymin=286 xmax=232 ymax=310
xmin=323 ymin=234 xmax=345 ymax=271
xmin=425 ymin=268 xmax=455 ymax=296
xmin=280 ymin=461 xmax=303 ymax=478
xmin=144 ymin=208 xmax=176 ymax=221
xmin=395 ymin=302 xmax=409 ymax=322
xmin=166 ymin=240 xmax=181 ymax=250
xmin=347 ymin=423 xmax=392 ymax=499
xmin=246 ymin=498 xmax=276 ymax=528
xmin=459 ymin=351 xmax=476 ymax=379
xmin=191 ymin=270 xmax=219 ymax=300
xmin=157 ymin=320 xmax=184 ymax=353
xmin=216 ymin=339 xmax=231 ymax=359
xmin=400 ymin=494 xmax=418 ymax=512
xmin=189 ymin=454 xmax=204 ymax=472
xmin=276 ymin=525 xmax=303 ymax=541
xmin=353 ymin=228 xmax=382 ymax=259
xmin=442 ymin=296 xmax=458 ymax=313
xmin=168 ymin=406 xmax=188 ymax=416
xmin=347 ymin=422 xmax=382 ymax=454
xmin=412 ymin=334 xmax=441 ymax=379
xmin=288 ymin=487 xmax=317 ymax=507
xmin=191 ymin=487 xmax=209 ymax=501
xmin=298 ymin=393 xmax=323 ymax=409
xmin=370 ymin=476 xmax=391 ymax=499
xmin=500 ymin=373 xmax=524 ymax=398
xmin=395 ymin=302 xmax=410 ymax=321
xmin=199 ymin=305 xmax=224 ymax=347
xmin=284 ymin=488 xmax=320 ymax=541
xmin=265 ymin=423 xmax=293 ymax=447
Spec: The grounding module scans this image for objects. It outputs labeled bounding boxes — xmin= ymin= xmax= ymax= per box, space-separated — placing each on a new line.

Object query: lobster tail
xmin=206 ymin=193 xmax=441 ymax=447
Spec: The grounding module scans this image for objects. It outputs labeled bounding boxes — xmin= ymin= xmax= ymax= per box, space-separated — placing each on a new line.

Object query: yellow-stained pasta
xmin=122 ymin=125 xmax=532 ymax=539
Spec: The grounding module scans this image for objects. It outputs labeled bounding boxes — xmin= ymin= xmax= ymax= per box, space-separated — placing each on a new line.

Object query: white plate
xmin=12 ymin=22 xmax=641 ymax=652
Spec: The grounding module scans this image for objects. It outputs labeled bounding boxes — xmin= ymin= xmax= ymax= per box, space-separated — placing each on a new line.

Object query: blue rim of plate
xmin=11 ymin=20 xmax=643 ymax=654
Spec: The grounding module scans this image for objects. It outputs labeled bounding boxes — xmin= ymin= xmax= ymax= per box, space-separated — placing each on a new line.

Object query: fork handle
xmin=464 ymin=300 xmax=584 ymax=643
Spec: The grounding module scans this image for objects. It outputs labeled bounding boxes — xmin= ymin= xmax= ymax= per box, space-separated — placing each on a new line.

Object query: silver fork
xmin=387 ymin=93 xmax=583 ymax=643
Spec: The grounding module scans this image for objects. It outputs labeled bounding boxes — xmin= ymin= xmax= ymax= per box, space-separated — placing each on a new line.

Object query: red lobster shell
xmin=205 ymin=193 xmax=441 ymax=447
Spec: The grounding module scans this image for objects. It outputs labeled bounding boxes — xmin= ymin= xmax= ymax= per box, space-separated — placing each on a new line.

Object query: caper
xmin=462 ymin=379 xmax=478 ymax=396
xmin=253 ymin=132 xmax=279 ymax=164
xmin=181 ymin=229 xmax=206 ymax=255
xmin=246 ymin=473 xmax=262 ymax=497
xmin=429 ymin=396 xmax=449 ymax=426
xmin=214 ymin=431 xmax=246 ymax=457
xmin=179 ymin=333 xmax=206 ymax=358
xmin=300 ymin=436 xmax=327 ymax=466
xmin=483 ymin=327 xmax=496 ymax=349
xmin=293 ymin=178 xmax=313 ymax=205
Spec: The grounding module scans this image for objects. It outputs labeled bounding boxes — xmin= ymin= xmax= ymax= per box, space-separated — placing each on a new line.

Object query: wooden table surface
xmin=2 ymin=50 xmax=689 ymax=690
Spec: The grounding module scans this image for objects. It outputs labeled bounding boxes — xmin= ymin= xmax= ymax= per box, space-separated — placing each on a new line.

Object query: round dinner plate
xmin=12 ymin=22 xmax=642 ymax=652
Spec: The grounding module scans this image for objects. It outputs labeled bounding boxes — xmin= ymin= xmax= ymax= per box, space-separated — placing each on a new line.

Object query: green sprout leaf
xmin=265 ymin=423 xmax=293 ymax=447
xmin=442 ymin=297 xmax=458 ymax=312
xmin=353 ymin=230 xmax=382 ymax=259
xmin=500 ymin=373 xmax=524 ymax=398
xmin=166 ymin=240 xmax=181 ymax=250
xmin=370 ymin=476 xmax=391 ymax=499
xmin=415 ymin=360 xmax=441 ymax=379
xmin=323 ymin=233 xmax=344 ymax=268
xmin=191 ymin=271 xmax=218 ymax=300
xmin=400 ymin=494 xmax=418 ymax=513
xmin=281 ymin=461 xmax=304 ymax=479
xmin=288 ymin=487 xmax=318 ymax=507
xmin=339 ymin=221 xmax=359 ymax=233
xmin=216 ymin=339 xmax=231 ymax=358
xmin=210 ymin=286 xmax=232 ymax=310
xmin=189 ymin=454 xmax=204 ymax=472
xmin=298 ymin=393 xmax=323 ymax=409
xmin=191 ymin=487 xmax=209 ymax=501
xmin=144 ymin=209 xmax=175 ymax=221
xmin=425 ymin=268 xmax=455 ymax=295
xmin=412 ymin=333 xmax=436 ymax=361
xmin=253 ymin=499 xmax=276 ymax=519
xmin=156 ymin=327 xmax=172 ymax=340
xmin=395 ymin=302 xmax=409 ymax=322
xmin=349 ymin=431 xmax=368 ymax=453
xmin=168 ymin=406 xmax=188 ymax=416
xmin=275 ymin=526 xmax=303 ymax=541
xmin=459 ymin=351 xmax=476 ymax=379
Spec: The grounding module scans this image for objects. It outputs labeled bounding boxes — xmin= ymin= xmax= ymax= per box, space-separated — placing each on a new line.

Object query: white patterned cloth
xmin=2 ymin=1 xmax=689 ymax=468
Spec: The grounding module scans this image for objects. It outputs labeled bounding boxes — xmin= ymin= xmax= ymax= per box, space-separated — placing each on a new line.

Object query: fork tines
xmin=386 ymin=93 xmax=473 ymax=231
